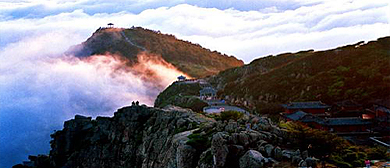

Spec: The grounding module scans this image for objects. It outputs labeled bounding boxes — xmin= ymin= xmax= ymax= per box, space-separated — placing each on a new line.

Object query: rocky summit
xmin=67 ymin=27 xmax=244 ymax=78
xmin=14 ymin=104 xmax=318 ymax=168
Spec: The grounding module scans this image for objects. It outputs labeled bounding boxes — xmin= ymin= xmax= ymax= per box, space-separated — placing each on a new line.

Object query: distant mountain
xmin=209 ymin=37 xmax=390 ymax=113
xmin=68 ymin=27 xmax=244 ymax=78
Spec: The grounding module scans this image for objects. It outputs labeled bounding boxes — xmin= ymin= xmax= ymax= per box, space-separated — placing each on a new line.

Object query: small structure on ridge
xmin=177 ymin=75 xmax=186 ymax=81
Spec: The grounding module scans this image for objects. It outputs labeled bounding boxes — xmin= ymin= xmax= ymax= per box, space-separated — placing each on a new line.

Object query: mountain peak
xmin=67 ymin=27 xmax=244 ymax=78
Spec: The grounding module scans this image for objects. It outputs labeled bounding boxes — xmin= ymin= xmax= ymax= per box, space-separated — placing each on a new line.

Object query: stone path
xmin=120 ymin=30 xmax=147 ymax=51
xmin=200 ymin=83 xmax=248 ymax=114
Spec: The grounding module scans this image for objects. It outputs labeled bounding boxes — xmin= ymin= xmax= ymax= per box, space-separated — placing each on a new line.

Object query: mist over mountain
xmin=0 ymin=27 xmax=243 ymax=168
xmin=68 ymin=27 xmax=244 ymax=78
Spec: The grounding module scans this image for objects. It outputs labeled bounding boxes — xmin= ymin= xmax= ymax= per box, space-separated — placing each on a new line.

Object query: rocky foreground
xmin=14 ymin=105 xmax=317 ymax=168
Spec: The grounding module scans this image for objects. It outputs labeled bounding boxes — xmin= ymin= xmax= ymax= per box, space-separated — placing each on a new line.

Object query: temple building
xmin=281 ymin=101 xmax=330 ymax=115
xmin=177 ymin=75 xmax=186 ymax=81
xmin=199 ymin=87 xmax=216 ymax=100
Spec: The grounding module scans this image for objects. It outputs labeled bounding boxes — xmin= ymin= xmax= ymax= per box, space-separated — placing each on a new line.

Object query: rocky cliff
xmin=15 ymin=105 xmax=317 ymax=168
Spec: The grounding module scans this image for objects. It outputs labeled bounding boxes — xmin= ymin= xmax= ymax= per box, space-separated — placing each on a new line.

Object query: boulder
xmin=239 ymin=150 xmax=265 ymax=168
xmin=197 ymin=149 xmax=213 ymax=168
xmin=292 ymin=156 xmax=302 ymax=165
xmin=211 ymin=132 xmax=229 ymax=168
xmin=225 ymin=122 xmax=238 ymax=133
xmin=282 ymin=150 xmax=292 ymax=160
xmin=256 ymin=140 xmax=268 ymax=148
xmin=301 ymin=150 xmax=308 ymax=160
xmin=228 ymin=145 xmax=245 ymax=156
xmin=229 ymin=133 xmax=239 ymax=144
xmin=305 ymin=157 xmax=319 ymax=167
xmin=298 ymin=160 xmax=307 ymax=167
xmin=264 ymin=144 xmax=274 ymax=157
xmin=291 ymin=149 xmax=302 ymax=164
xmin=273 ymin=147 xmax=282 ymax=161
xmin=238 ymin=132 xmax=250 ymax=147
xmin=176 ymin=145 xmax=196 ymax=168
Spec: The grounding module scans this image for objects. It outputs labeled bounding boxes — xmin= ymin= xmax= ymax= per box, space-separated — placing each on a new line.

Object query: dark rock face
xmin=239 ymin=150 xmax=264 ymax=168
xmin=17 ymin=105 xmax=314 ymax=168
xmin=48 ymin=105 xmax=209 ymax=168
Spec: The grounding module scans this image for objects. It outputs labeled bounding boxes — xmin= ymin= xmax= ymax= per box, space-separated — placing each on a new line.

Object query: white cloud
xmin=0 ymin=0 xmax=389 ymax=167
xmin=0 ymin=31 xmax=185 ymax=167
xmin=1 ymin=0 xmax=389 ymax=62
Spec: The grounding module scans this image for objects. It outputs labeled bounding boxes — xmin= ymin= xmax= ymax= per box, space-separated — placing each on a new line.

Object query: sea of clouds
xmin=0 ymin=31 xmax=184 ymax=167
xmin=0 ymin=0 xmax=389 ymax=167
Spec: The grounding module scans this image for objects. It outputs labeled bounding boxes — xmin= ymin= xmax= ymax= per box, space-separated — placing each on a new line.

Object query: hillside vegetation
xmin=68 ymin=27 xmax=244 ymax=78
xmin=154 ymin=81 xmax=208 ymax=112
xmin=209 ymin=37 xmax=390 ymax=113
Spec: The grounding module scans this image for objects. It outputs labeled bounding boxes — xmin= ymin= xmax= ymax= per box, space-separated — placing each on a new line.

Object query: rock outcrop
xmin=15 ymin=105 xmax=316 ymax=168
xmin=239 ymin=150 xmax=264 ymax=168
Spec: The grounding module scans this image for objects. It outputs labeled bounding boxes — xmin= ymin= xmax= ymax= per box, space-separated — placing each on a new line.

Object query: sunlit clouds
xmin=1 ymin=0 xmax=389 ymax=62
xmin=0 ymin=31 xmax=186 ymax=166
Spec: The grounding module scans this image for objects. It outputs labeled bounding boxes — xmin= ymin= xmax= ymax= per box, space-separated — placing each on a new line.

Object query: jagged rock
xmin=298 ymin=160 xmax=307 ymax=167
xmin=247 ymin=131 xmax=262 ymax=144
xmin=225 ymin=121 xmax=238 ymax=133
xmin=216 ymin=121 xmax=225 ymax=132
xmin=47 ymin=106 xmax=209 ymax=168
xmin=239 ymin=150 xmax=264 ymax=168
xmin=226 ymin=145 xmax=245 ymax=168
xmin=282 ymin=150 xmax=291 ymax=159
xmin=228 ymin=145 xmax=245 ymax=156
xmin=176 ymin=118 xmax=187 ymax=128
xmin=305 ymin=157 xmax=319 ymax=167
xmin=302 ymin=150 xmax=308 ymax=160
xmin=270 ymin=126 xmax=288 ymax=140
xmin=253 ymin=117 xmax=272 ymax=131
xmin=238 ymin=132 xmax=250 ymax=147
xmin=229 ymin=133 xmax=239 ymax=144
xmin=289 ymin=149 xmax=302 ymax=164
xmin=273 ymin=147 xmax=282 ymax=161
xmin=197 ymin=149 xmax=213 ymax=168
xmin=267 ymin=157 xmax=278 ymax=164
xmin=264 ymin=144 xmax=274 ymax=157
xmin=177 ymin=145 xmax=196 ymax=168
xmin=292 ymin=155 xmax=302 ymax=165
xmin=257 ymin=140 xmax=268 ymax=148
xmin=259 ymin=146 xmax=265 ymax=155
xmin=14 ymin=104 xmax=305 ymax=168
xmin=211 ymin=132 xmax=229 ymax=168
xmin=295 ymin=149 xmax=301 ymax=156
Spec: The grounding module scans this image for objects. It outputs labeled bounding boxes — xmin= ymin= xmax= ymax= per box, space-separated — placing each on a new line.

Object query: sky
xmin=0 ymin=0 xmax=389 ymax=167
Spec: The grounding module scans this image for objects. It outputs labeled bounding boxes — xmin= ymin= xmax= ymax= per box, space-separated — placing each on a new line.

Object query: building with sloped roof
xmin=177 ymin=75 xmax=186 ymax=81
xmin=283 ymin=111 xmax=325 ymax=129
xmin=199 ymin=87 xmax=216 ymax=100
xmin=283 ymin=110 xmax=373 ymax=132
xmin=281 ymin=101 xmax=330 ymax=114
xmin=323 ymin=117 xmax=372 ymax=132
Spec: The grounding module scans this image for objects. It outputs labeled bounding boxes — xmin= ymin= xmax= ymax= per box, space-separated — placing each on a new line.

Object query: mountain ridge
xmin=67 ymin=27 xmax=244 ymax=78
xmin=208 ymin=36 xmax=390 ymax=113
